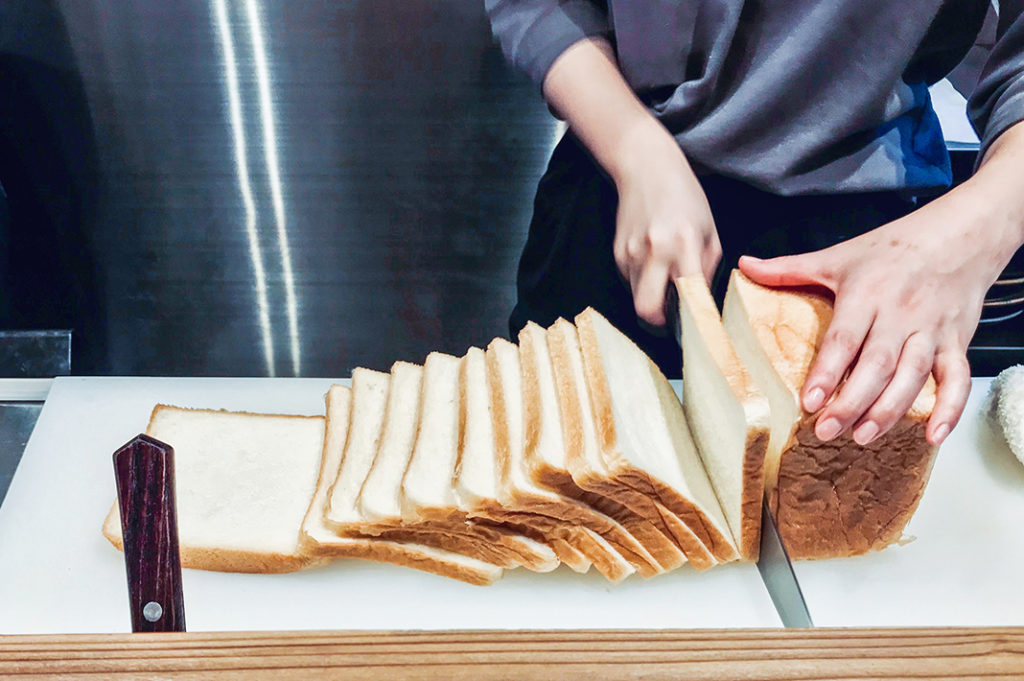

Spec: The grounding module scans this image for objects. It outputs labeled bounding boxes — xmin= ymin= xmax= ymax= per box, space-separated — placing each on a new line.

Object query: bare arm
xmin=543 ymin=38 xmax=720 ymax=325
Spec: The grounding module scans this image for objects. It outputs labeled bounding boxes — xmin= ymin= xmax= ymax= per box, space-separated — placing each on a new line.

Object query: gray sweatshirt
xmin=486 ymin=1 xmax=1021 ymax=195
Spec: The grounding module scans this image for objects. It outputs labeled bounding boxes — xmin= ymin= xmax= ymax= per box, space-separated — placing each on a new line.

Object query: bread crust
xmin=772 ymin=417 xmax=937 ymax=559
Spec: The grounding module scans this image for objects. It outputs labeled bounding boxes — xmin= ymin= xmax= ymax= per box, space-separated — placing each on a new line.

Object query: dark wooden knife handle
xmin=114 ymin=434 xmax=186 ymax=633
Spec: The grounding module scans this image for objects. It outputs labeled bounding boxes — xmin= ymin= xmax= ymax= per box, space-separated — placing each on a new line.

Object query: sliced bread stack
xmin=103 ymin=275 xmax=939 ymax=582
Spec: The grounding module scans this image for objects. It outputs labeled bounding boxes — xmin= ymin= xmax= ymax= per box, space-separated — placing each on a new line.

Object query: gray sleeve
xmin=485 ymin=0 xmax=610 ymax=88
xmin=968 ymin=1 xmax=1024 ymax=155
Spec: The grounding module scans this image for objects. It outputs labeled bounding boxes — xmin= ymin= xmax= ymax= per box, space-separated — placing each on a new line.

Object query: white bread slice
xmin=102 ymin=405 xmax=328 ymax=573
xmin=545 ymin=320 xmax=690 ymax=573
xmin=675 ymin=275 xmax=770 ymax=561
xmin=455 ymin=346 xmax=505 ymax=510
xmin=397 ymin=351 xmax=559 ymax=573
xmin=324 ymin=368 xmax=390 ymax=528
xmin=300 ymin=384 xmax=503 ymax=586
xmin=476 ymin=339 xmax=641 ymax=581
xmin=401 ymin=352 xmax=462 ymax=519
xmin=358 ymin=362 xmax=423 ymax=524
xmin=722 ymin=270 xmax=938 ymax=559
xmin=575 ymin=307 xmax=739 ymax=564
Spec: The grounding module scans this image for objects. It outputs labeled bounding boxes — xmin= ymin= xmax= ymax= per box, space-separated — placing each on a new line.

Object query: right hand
xmin=538 ymin=37 xmax=720 ymax=326
xmin=610 ymin=123 xmax=721 ymax=327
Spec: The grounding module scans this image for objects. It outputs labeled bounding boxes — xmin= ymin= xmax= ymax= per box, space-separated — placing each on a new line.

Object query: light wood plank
xmin=1 ymin=628 xmax=1022 ymax=679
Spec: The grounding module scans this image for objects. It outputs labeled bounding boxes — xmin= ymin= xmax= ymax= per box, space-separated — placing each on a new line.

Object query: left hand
xmin=738 ymin=195 xmax=1010 ymax=448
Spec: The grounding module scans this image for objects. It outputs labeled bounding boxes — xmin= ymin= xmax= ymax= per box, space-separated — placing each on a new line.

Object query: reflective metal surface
xmin=0 ymin=403 xmax=41 ymax=505
xmin=1 ymin=1 xmax=559 ymax=376
xmin=756 ymin=499 xmax=813 ymax=629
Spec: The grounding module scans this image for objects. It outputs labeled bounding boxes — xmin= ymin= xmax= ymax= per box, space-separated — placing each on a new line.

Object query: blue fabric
xmin=884 ymin=81 xmax=953 ymax=191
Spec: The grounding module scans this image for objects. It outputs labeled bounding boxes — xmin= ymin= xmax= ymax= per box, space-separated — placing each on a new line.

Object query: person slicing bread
xmin=486 ymin=1 xmax=1024 ymax=448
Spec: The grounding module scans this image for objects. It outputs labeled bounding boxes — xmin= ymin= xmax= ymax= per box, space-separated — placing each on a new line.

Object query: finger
xmin=702 ymin=233 xmax=723 ymax=285
xmin=815 ymin=322 xmax=901 ymax=442
xmin=738 ymin=251 xmax=835 ymax=289
xmin=927 ymin=347 xmax=971 ymax=446
xmin=801 ymin=294 xmax=876 ymax=413
xmin=850 ymin=332 xmax=935 ymax=445
xmin=632 ymin=257 xmax=672 ymax=327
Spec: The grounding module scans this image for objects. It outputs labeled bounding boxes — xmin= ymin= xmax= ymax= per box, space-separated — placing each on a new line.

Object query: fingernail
xmin=817 ymin=417 xmax=842 ymax=441
xmin=933 ymin=422 xmax=950 ymax=445
xmin=804 ymin=387 xmax=825 ymax=412
xmin=853 ymin=421 xmax=879 ymax=446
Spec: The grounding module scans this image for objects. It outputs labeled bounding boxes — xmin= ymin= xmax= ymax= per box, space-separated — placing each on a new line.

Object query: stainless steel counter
xmin=0 ymin=403 xmax=41 ymax=506
xmin=0 ymin=0 xmax=558 ymax=377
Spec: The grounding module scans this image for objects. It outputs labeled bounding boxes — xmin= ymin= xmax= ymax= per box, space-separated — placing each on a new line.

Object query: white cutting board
xmin=0 ymin=376 xmax=779 ymax=634
xmin=793 ymin=377 xmax=1024 ymax=626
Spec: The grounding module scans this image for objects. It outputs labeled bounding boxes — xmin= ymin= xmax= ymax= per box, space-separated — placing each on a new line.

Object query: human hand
xmin=611 ymin=124 xmax=720 ymax=326
xmin=739 ymin=195 xmax=1009 ymax=448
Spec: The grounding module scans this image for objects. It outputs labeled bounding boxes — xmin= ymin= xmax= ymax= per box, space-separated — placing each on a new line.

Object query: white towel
xmin=988 ymin=365 xmax=1024 ymax=467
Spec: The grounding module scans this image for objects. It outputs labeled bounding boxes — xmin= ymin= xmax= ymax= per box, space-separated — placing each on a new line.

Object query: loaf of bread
xmin=103 ymin=292 xmax=940 ymax=582
xmin=722 ymin=270 xmax=938 ymax=559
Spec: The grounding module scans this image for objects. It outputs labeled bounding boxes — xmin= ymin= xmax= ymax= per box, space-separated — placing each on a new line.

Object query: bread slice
xmin=479 ymin=338 xmax=650 ymax=581
xmin=675 ymin=275 xmax=770 ymax=561
xmin=300 ymin=383 xmax=504 ymax=586
xmin=102 ymin=405 xmax=329 ymax=573
xmin=722 ymin=270 xmax=938 ymax=558
xmin=545 ymin=320 xmax=691 ymax=573
xmin=324 ymin=368 xmax=390 ymax=529
xmin=574 ymin=308 xmax=739 ymax=565
xmin=358 ymin=362 xmax=424 ymax=524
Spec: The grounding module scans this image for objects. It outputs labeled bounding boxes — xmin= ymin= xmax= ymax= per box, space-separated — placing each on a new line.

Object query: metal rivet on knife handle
xmin=142 ymin=601 xmax=163 ymax=623
xmin=114 ymin=434 xmax=186 ymax=633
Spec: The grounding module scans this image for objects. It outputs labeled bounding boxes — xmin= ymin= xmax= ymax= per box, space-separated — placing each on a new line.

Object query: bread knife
xmin=114 ymin=434 xmax=186 ymax=632
xmin=665 ymin=281 xmax=813 ymax=628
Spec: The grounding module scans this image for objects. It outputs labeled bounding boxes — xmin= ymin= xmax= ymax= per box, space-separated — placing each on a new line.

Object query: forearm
xmin=541 ymin=38 xmax=690 ymax=187
xmin=946 ymin=120 xmax=1024 ymax=274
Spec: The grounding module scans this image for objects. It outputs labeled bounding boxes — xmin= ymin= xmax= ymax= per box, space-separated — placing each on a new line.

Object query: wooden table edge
xmin=1 ymin=627 xmax=1022 ymax=679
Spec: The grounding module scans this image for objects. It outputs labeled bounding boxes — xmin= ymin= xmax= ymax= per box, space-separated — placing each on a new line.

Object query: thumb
xmin=738 ymin=252 xmax=834 ymax=289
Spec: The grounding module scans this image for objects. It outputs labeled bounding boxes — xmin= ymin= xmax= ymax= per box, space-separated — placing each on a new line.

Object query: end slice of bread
xmin=103 ymin=405 xmax=328 ymax=573
xmin=723 ymin=270 xmax=938 ymax=559
xmin=676 ymin=275 xmax=770 ymax=561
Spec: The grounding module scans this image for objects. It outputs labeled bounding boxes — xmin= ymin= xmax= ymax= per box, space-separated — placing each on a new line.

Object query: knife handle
xmin=114 ymin=434 xmax=186 ymax=633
